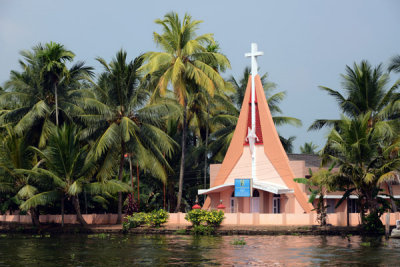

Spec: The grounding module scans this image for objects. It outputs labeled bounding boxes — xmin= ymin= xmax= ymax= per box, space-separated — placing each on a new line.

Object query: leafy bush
xmin=145 ymin=209 xmax=169 ymax=227
xmin=185 ymin=209 xmax=206 ymax=226
xmin=185 ymin=209 xmax=225 ymax=227
xmin=185 ymin=209 xmax=225 ymax=235
xmin=123 ymin=209 xmax=169 ymax=230
xmin=362 ymin=212 xmax=384 ymax=234
xmin=123 ymin=212 xmax=147 ymax=231
xmin=203 ymin=210 xmax=224 ymax=227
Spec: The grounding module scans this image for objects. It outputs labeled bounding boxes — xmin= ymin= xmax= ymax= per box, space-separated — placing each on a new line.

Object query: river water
xmin=1 ymin=234 xmax=400 ymax=266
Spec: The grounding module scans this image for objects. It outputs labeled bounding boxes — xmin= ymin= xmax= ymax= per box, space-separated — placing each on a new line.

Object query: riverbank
xmin=2 ymin=233 xmax=398 ymax=265
xmin=0 ymin=222 xmax=379 ymax=236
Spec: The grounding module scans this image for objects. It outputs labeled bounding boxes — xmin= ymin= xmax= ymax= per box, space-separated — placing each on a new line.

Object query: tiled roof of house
xmin=287 ymin=153 xmax=321 ymax=168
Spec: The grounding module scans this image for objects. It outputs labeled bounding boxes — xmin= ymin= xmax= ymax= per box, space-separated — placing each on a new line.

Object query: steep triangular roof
xmin=203 ymin=75 xmax=313 ymax=212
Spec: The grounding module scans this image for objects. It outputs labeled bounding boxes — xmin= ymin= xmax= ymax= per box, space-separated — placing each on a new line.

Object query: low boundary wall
xmin=1 ymin=212 xmax=399 ymax=226
xmin=0 ymin=214 xmax=119 ymax=225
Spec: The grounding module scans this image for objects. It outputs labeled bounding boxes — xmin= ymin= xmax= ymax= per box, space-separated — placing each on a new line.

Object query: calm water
xmin=1 ymin=234 xmax=400 ymax=266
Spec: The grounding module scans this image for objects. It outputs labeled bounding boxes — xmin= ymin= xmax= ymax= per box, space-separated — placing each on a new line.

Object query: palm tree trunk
xmin=204 ymin=104 xmax=209 ymax=200
xmin=129 ymin=156 xmax=133 ymax=191
xmin=117 ymin=141 xmax=126 ymax=224
xmin=387 ymin=183 xmax=397 ymax=212
xmin=61 ymin=196 xmax=64 ymax=227
xmin=346 ymin=199 xmax=350 ymax=227
xmin=72 ymin=195 xmax=88 ymax=227
xmin=137 ymin=162 xmax=140 ymax=209
xmin=30 ymin=208 xmax=40 ymax=226
xmin=55 ymin=84 xmax=59 ymax=126
xmin=84 ymin=190 xmax=88 ymax=214
xmin=175 ymin=101 xmax=187 ymax=212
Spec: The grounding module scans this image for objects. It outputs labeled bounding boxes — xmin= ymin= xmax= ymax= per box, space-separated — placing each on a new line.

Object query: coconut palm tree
xmin=300 ymin=142 xmax=318 ymax=154
xmin=20 ymin=124 xmax=130 ymax=226
xmin=388 ymin=55 xmax=400 ymax=73
xmin=0 ymin=42 xmax=93 ymax=147
xmin=35 ymin=42 xmax=75 ymax=126
xmin=321 ymin=113 xmax=400 ymax=231
xmin=140 ymin=12 xmax=230 ymax=211
xmin=80 ymin=50 xmax=176 ymax=222
xmin=0 ymin=128 xmax=41 ymax=225
xmin=309 ymin=60 xmax=400 ymax=130
xmin=280 ymin=136 xmax=296 ymax=154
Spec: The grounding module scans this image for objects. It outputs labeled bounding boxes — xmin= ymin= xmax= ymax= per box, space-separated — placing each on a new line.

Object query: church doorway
xmin=251 ymin=189 xmax=260 ymax=213
xmin=273 ymin=194 xmax=281 ymax=213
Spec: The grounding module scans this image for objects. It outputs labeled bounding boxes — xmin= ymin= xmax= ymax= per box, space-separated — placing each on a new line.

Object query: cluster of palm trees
xmin=0 ymin=12 xmax=299 ymax=226
xmin=6 ymin=11 xmax=394 ymax=230
xmin=310 ymin=59 xmax=400 ymax=231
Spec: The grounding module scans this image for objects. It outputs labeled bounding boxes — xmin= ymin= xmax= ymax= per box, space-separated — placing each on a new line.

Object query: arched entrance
xmin=251 ymin=189 xmax=260 ymax=213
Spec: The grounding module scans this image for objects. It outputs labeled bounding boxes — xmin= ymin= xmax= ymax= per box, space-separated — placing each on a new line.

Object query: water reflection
xmin=1 ymin=234 xmax=400 ymax=266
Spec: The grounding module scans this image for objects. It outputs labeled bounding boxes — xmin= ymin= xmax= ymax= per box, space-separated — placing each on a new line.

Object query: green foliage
xmin=185 ymin=209 xmax=224 ymax=235
xmin=203 ymin=210 xmax=225 ymax=227
xmin=123 ymin=209 xmax=169 ymax=230
xmin=185 ymin=209 xmax=205 ymax=226
xmin=300 ymin=142 xmax=318 ymax=154
xmin=362 ymin=211 xmax=384 ymax=234
xmin=231 ymin=237 xmax=246 ymax=245
xmin=388 ymin=55 xmax=400 ymax=73
xmin=295 ymin=167 xmax=336 ymax=226
xmin=145 ymin=209 xmax=169 ymax=227
xmin=141 ymin=11 xmax=230 ymax=211
xmin=309 ymin=60 xmax=400 ymax=131
xmin=320 ymin=113 xmax=400 ymax=228
xmin=123 ymin=212 xmax=147 ymax=231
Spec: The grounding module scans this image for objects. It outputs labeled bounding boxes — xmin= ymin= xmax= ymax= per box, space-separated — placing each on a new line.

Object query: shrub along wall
xmin=1 ymin=212 xmax=400 ymax=226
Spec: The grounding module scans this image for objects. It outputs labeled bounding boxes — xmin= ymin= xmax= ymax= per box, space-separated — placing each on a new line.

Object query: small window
xmin=231 ymin=191 xmax=235 ymax=197
xmin=348 ymin=199 xmax=359 ymax=213
xmin=327 ymin=199 xmax=335 ymax=214
xmin=253 ymin=189 xmax=260 ymax=197
xmin=273 ymin=196 xmax=280 ymax=214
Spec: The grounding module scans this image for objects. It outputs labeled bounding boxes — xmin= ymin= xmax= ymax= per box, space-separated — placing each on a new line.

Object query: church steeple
xmin=245 ymin=43 xmax=264 ymax=181
xmin=201 ymin=44 xmax=313 ymax=213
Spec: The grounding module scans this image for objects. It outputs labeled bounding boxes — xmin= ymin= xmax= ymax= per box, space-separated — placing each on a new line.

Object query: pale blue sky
xmin=1 ymin=0 xmax=399 ymax=152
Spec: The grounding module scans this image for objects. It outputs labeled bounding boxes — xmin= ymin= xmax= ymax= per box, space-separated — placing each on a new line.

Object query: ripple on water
xmin=1 ymin=234 xmax=400 ymax=266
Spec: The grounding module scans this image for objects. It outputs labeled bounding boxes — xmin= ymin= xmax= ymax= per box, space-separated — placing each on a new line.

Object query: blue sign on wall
xmin=234 ymin=179 xmax=252 ymax=197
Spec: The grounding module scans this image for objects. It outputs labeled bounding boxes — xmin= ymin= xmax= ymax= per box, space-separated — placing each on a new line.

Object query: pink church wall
xmin=2 ymin=212 xmax=400 ymax=227
xmin=209 ymin=164 xmax=221 ymax=188
xmin=209 ymin=193 xmax=221 ymax=210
